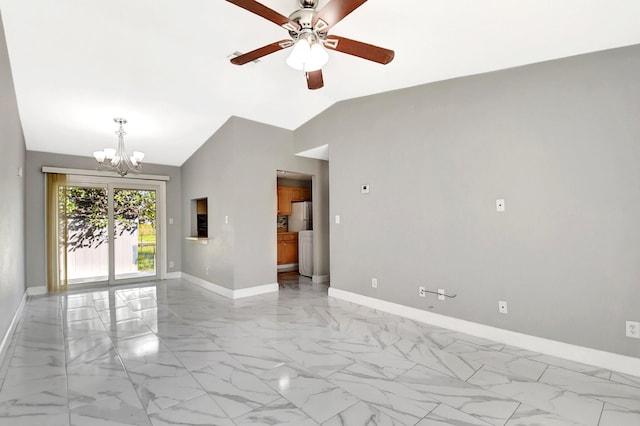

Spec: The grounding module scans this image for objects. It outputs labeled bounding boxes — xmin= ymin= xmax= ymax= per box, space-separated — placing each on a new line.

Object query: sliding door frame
xmin=61 ymin=174 xmax=167 ymax=287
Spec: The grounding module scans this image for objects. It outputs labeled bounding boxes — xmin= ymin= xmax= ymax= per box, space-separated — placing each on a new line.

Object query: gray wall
xmin=295 ymin=45 xmax=640 ymax=357
xmin=181 ymin=116 xmax=329 ymax=290
xmin=25 ymin=151 xmax=182 ymax=288
xmin=0 ymin=12 xmax=26 ymax=345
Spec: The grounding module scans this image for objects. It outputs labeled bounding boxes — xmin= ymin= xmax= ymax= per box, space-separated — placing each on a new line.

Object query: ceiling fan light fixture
xmin=286 ymin=34 xmax=329 ymax=72
xmin=286 ymin=38 xmax=311 ymax=71
xmin=307 ymin=42 xmax=329 ymax=71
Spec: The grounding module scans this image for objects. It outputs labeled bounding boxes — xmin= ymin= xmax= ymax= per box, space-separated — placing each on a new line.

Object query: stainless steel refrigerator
xmin=288 ymin=201 xmax=312 ymax=232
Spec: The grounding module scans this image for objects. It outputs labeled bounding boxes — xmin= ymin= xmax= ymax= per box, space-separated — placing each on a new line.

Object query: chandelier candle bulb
xmin=103 ymin=148 xmax=116 ymax=160
xmin=93 ymin=151 xmax=106 ymax=163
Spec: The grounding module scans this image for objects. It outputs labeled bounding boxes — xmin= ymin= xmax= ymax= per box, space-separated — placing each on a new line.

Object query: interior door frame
xmin=65 ymin=174 xmax=167 ymax=286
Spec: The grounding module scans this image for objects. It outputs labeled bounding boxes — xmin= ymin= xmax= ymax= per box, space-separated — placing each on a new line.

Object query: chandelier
xmin=93 ymin=118 xmax=144 ymax=177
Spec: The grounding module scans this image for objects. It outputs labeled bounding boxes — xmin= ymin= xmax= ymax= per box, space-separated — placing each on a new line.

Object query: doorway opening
xmin=276 ymin=170 xmax=313 ymax=286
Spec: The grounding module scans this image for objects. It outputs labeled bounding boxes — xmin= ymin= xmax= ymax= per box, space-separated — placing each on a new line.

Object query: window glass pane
xmin=65 ymin=186 xmax=109 ymax=284
xmin=114 ymin=189 xmax=157 ymax=280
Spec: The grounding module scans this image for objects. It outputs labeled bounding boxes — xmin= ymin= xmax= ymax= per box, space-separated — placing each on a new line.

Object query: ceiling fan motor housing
xmin=288 ymin=7 xmax=327 ymax=40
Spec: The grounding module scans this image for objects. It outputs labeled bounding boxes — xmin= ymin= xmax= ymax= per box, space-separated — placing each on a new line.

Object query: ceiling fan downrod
xmin=298 ymin=0 xmax=318 ymax=9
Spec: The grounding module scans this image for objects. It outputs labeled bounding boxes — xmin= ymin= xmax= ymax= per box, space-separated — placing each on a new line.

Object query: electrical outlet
xmin=335 ymin=215 xmax=341 ymax=224
xmin=371 ymin=278 xmax=378 ymax=289
xmin=361 ymin=184 xmax=370 ymax=194
xmin=419 ymin=286 xmax=426 ymax=297
xmin=496 ymin=199 xmax=505 ymax=212
xmin=498 ymin=301 xmax=508 ymax=314
xmin=626 ymin=321 xmax=640 ymax=339
xmin=205 ymin=267 xmax=209 ymax=276
xmin=438 ymin=289 xmax=445 ymax=301
xmin=169 ymin=261 xmax=175 ymax=268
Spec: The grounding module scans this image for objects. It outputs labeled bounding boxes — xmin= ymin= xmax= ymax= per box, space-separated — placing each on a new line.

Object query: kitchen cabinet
xmin=277 ymin=232 xmax=298 ymax=265
xmin=277 ymin=187 xmax=292 ymax=215
xmin=291 ymin=187 xmax=303 ymax=201
xmin=277 ymin=186 xmax=311 ymax=216
xmin=290 ymin=187 xmax=312 ymax=202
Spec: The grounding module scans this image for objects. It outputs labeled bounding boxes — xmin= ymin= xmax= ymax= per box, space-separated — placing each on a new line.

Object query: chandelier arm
xmin=94 ymin=118 xmax=143 ymax=177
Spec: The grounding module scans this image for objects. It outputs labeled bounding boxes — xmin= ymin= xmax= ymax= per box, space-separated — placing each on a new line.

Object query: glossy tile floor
xmin=1 ymin=278 xmax=639 ymax=426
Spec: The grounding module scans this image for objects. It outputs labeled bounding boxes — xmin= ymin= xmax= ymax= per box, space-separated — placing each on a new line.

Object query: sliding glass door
xmin=113 ymin=188 xmax=157 ymax=281
xmin=65 ymin=185 xmax=110 ymax=285
xmin=63 ymin=176 xmax=162 ymax=286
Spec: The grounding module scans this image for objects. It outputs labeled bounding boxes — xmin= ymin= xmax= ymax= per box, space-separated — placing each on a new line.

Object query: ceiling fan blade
xmin=324 ymin=35 xmax=394 ymax=65
xmin=306 ymin=70 xmax=324 ymax=90
xmin=230 ymin=40 xmax=294 ymax=65
xmin=312 ymin=0 xmax=368 ymax=32
xmin=226 ymin=0 xmax=301 ymax=32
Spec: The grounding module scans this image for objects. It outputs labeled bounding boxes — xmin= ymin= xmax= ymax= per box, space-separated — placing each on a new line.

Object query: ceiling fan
xmin=226 ymin=0 xmax=395 ymax=90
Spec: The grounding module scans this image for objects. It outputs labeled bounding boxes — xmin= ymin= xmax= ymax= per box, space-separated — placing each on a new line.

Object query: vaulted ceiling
xmin=2 ymin=0 xmax=640 ymax=166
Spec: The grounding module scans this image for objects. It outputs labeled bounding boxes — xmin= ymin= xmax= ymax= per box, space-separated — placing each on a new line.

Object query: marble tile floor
xmin=277 ymin=271 xmax=312 ymax=287
xmin=0 ymin=278 xmax=639 ymax=426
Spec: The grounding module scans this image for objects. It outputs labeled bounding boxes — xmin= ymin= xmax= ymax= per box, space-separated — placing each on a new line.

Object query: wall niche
xmin=187 ymin=197 xmax=208 ymax=242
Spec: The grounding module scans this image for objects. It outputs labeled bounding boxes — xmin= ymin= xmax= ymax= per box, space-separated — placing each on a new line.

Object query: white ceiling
xmin=1 ymin=0 xmax=640 ymax=166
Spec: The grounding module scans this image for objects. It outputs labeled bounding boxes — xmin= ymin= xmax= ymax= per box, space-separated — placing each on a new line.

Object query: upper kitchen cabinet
xmin=291 ymin=187 xmax=311 ymax=202
xmin=278 ymin=186 xmax=312 ymax=215
xmin=277 ymin=186 xmax=293 ymax=215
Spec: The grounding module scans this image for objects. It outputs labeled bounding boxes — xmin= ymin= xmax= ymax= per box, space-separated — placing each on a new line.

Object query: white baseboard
xmin=164 ymin=272 xmax=182 ymax=280
xmin=26 ymin=286 xmax=47 ymax=296
xmin=277 ymin=263 xmax=298 ymax=272
xmin=328 ymin=287 xmax=640 ymax=378
xmin=181 ymin=273 xmax=278 ymax=300
xmin=233 ymin=283 xmax=279 ymax=299
xmin=182 ymin=273 xmax=234 ymax=298
xmin=312 ymin=274 xmax=330 ymax=284
xmin=0 ymin=291 xmax=27 ymax=367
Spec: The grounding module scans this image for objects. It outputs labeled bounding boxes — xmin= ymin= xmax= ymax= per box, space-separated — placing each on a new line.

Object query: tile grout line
xmin=62 ymin=296 xmax=72 ymax=426
xmin=536 ymin=363 xmax=550 ymax=382
xmin=503 ymin=401 xmax=522 ymax=426
xmin=465 ymin=363 xmax=486 ymax=384
xmin=596 ymin=400 xmax=605 ymax=426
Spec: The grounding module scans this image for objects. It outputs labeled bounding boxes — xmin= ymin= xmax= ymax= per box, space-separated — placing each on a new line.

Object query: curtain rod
xmin=41 ymin=166 xmax=170 ymax=181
